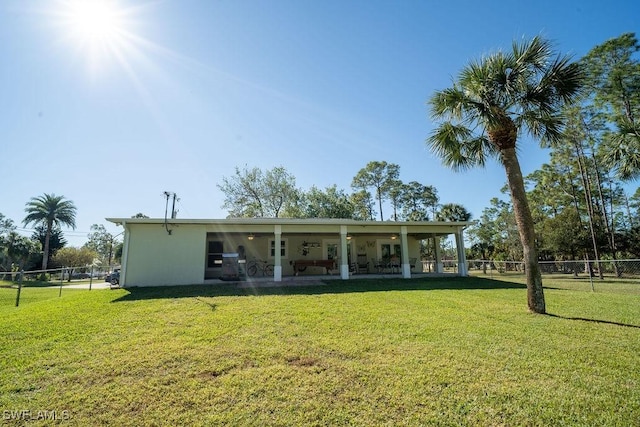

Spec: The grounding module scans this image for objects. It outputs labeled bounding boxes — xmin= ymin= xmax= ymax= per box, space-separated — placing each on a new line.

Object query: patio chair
xmin=371 ymin=258 xmax=383 ymax=273
xmin=355 ymin=254 xmax=369 ymax=274
xmin=409 ymin=258 xmax=417 ymax=272
xmin=390 ymin=255 xmax=400 ymax=273
xmin=376 ymin=258 xmax=393 ymax=273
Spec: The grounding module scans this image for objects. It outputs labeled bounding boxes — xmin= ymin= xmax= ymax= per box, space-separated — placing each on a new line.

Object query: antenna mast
xmin=163 ymin=191 xmax=178 ymax=234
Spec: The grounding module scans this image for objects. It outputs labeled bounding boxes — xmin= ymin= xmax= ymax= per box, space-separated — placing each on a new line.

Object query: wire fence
xmin=467 ymin=259 xmax=640 ymax=280
xmin=1 ymin=265 xmax=120 ymax=307
xmin=4 ymin=259 xmax=640 ymax=307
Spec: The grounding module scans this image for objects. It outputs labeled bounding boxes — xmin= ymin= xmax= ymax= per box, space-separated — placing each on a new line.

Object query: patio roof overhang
xmin=105 ymin=217 xmax=470 ymax=238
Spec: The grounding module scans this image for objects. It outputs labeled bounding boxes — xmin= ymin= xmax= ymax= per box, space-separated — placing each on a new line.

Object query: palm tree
xmin=427 ymin=37 xmax=583 ymax=314
xmin=604 ymin=120 xmax=640 ymax=181
xmin=23 ymin=193 xmax=77 ymax=271
xmin=436 ymin=203 xmax=472 ymax=222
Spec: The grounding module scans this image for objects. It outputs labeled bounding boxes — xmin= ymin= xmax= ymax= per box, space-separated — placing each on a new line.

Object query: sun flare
xmin=55 ymin=0 xmax=138 ymax=75
xmin=64 ymin=0 xmax=125 ymax=44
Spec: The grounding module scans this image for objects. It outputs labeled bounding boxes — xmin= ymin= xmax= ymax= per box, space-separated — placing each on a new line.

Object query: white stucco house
xmin=106 ymin=217 xmax=470 ymax=287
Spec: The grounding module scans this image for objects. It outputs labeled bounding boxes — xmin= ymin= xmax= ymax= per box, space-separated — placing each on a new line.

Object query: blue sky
xmin=1 ymin=0 xmax=638 ymax=246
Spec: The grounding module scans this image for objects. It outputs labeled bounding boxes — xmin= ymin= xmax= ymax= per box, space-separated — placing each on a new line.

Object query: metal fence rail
xmin=1 ymin=265 xmax=119 ymax=306
xmin=4 ymin=260 xmax=639 ymax=307
xmin=1 ymin=266 xmax=115 ymax=282
xmin=467 ymin=259 xmax=640 ymax=279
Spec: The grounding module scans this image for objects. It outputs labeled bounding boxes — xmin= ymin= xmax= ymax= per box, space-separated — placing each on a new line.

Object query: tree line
xmin=464 ymin=33 xmax=640 ymax=271
xmin=0 ymin=194 xmax=147 ymax=275
xmin=217 ymin=161 xmax=472 ymax=222
xmin=0 ymin=176 xmax=467 ymax=275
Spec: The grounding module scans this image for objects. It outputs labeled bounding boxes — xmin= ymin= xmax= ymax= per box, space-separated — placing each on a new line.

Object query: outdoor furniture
xmin=372 ymin=258 xmax=384 ymax=273
xmin=374 ymin=258 xmax=394 ymax=273
xmin=389 ymin=255 xmax=400 ymax=273
xmin=354 ymin=255 xmax=369 ymax=274
xmin=409 ymin=258 xmax=417 ymax=272
xmin=293 ymin=259 xmax=336 ymax=275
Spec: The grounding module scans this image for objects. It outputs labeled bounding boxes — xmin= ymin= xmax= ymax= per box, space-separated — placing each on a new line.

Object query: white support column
xmin=340 ymin=226 xmax=349 ymax=280
xmin=120 ymin=222 xmax=130 ymax=287
xmin=434 ymin=236 xmax=443 ymax=273
xmin=400 ymin=226 xmax=410 ymax=278
xmin=274 ymin=225 xmax=282 ymax=281
xmin=455 ymin=228 xmax=468 ymax=276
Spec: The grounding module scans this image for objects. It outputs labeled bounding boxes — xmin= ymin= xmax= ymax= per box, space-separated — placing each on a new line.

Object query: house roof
xmin=106 ymin=217 xmax=470 ymax=238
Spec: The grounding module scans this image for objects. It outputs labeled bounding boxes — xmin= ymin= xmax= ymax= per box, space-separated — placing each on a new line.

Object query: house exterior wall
xmin=124 ymin=223 xmax=206 ymax=286
xmin=110 ymin=218 xmax=469 ymax=286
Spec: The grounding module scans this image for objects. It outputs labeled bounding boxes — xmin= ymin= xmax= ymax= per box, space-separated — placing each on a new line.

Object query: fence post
xmin=588 ymin=260 xmax=595 ymax=292
xmin=59 ymin=268 xmax=64 ymax=297
xmin=15 ymin=270 xmax=23 ymax=307
xmin=89 ymin=266 xmax=93 ymax=291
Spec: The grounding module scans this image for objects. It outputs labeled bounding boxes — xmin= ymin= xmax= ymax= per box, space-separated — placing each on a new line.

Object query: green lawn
xmin=1 ymin=277 xmax=639 ymax=426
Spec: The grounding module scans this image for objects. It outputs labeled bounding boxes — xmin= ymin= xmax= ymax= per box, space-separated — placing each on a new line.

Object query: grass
xmin=1 ymin=276 xmax=639 ymax=426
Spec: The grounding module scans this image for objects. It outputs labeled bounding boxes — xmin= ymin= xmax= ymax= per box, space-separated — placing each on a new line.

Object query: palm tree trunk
xmin=42 ymin=222 xmax=52 ymax=271
xmin=500 ymin=147 xmax=546 ymax=313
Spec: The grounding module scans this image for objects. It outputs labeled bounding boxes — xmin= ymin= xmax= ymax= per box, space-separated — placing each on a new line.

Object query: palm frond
xmin=604 ymin=142 xmax=640 ymax=181
xmin=430 ymin=86 xmax=485 ymax=122
xmin=426 ymin=123 xmax=495 ymax=171
xmin=545 ymin=57 xmax=584 ymax=102
xmin=512 ymin=36 xmax=552 ymax=72
xmin=429 ymin=87 xmax=466 ymax=119
xmin=604 ymin=121 xmax=640 ymax=180
xmin=483 ymin=53 xmax=513 ymax=105
xmin=459 ymin=59 xmax=491 ymax=89
xmin=23 ymin=193 xmax=77 ymax=229
xmin=518 ymin=110 xmax=564 ymax=146
xmin=524 ymin=57 xmax=584 ymax=111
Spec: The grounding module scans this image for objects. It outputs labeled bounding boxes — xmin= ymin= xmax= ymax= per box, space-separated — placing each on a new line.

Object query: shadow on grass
xmin=111 ymin=276 xmax=525 ymax=302
xmin=545 ymin=313 xmax=640 ymax=329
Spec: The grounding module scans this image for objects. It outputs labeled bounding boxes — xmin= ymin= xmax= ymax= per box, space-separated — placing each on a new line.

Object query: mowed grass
xmin=1 ymin=277 xmax=639 ymax=426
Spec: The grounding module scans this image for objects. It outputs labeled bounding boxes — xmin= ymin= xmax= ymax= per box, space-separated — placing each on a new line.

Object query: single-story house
xmin=106 ymin=217 xmax=470 ymax=287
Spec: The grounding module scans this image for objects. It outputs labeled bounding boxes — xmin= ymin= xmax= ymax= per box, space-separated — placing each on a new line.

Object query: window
xmin=323 ymin=239 xmax=353 ymax=265
xmin=268 ymin=238 xmax=288 ymax=259
xmin=207 ymin=241 xmax=223 ymax=268
xmin=326 ymin=243 xmax=338 ymax=260
xmin=380 ymin=243 xmax=401 ymax=259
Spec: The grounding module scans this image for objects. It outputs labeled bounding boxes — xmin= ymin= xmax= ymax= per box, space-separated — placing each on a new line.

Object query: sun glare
xmin=55 ymin=0 xmax=137 ymax=75
xmin=63 ymin=0 xmax=125 ymax=44
xmin=67 ymin=0 xmax=122 ymax=42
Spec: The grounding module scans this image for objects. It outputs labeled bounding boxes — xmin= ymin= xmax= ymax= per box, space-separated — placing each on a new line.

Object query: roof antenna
xmin=171 ymin=192 xmax=179 ymax=219
xmin=163 ymin=191 xmax=177 ymax=235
